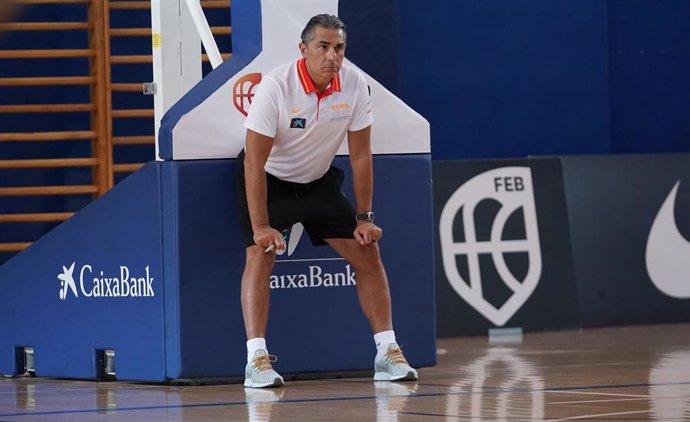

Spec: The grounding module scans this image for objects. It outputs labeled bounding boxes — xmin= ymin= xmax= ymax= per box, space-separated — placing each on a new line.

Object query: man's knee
xmin=349 ymin=244 xmax=383 ymax=269
xmin=244 ymin=245 xmax=276 ymax=270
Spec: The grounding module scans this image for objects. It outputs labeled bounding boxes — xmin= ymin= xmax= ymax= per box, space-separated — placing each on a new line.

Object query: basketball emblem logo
xmin=439 ymin=167 xmax=542 ymax=326
xmin=233 ymin=72 xmax=262 ymax=116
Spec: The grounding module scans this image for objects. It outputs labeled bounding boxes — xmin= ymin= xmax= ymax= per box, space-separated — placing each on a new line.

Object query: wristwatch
xmin=356 ymin=211 xmax=375 ymax=223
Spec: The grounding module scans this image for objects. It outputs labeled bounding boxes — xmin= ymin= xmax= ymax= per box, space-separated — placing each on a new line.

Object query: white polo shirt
xmin=244 ymin=58 xmax=373 ymax=183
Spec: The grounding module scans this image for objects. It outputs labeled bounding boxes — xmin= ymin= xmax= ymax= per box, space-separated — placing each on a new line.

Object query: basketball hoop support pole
xmin=185 ymin=0 xmax=223 ymax=69
xmin=151 ymin=0 xmax=223 ymax=160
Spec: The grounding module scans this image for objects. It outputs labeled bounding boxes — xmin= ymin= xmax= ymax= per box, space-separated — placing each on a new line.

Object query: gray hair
xmin=300 ymin=14 xmax=347 ymax=44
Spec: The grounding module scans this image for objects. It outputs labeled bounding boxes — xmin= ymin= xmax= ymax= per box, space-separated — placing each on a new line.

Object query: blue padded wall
xmin=0 ymin=163 xmax=166 ymax=381
xmin=165 ymin=155 xmax=436 ymax=378
xmin=1 ymin=155 xmax=437 ymax=381
xmin=560 ymin=154 xmax=690 ymax=326
xmin=160 ymin=160 xmax=246 ymax=379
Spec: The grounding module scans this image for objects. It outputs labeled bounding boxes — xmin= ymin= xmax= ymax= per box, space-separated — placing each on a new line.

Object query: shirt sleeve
xmin=243 ymin=77 xmax=281 ymax=138
xmin=348 ymin=71 xmax=373 ymax=132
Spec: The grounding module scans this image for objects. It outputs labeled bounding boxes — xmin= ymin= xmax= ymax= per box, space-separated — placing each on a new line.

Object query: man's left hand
xmin=354 ymin=221 xmax=383 ymax=246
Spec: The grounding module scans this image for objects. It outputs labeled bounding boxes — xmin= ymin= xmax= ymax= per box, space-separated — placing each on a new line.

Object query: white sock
xmin=247 ymin=337 xmax=267 ymax=362
xmin=374 ymin=330 xmax=397 ymax=354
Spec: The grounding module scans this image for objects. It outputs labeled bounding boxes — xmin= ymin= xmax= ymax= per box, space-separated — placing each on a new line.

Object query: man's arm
xmin=347 ymin=125 xmax=381 ymax=245
xmin=244 ymin=129 xmax=285 ymax=251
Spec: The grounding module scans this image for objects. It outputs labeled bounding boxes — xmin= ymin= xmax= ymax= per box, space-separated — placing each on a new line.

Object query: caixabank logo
xmin=646 ymin=180 xmax=690 ymax=299
xmin=269 ymin=223 xmax=356 ymax=290
xmin=56 ymin=262 xmax=155 ymax=300
xmin=439 ymin=167 xmax=542 ymax=326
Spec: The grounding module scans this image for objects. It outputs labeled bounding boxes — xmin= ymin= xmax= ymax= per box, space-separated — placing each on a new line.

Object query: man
xmin=236 ymin=14 xmax=417 ymax=388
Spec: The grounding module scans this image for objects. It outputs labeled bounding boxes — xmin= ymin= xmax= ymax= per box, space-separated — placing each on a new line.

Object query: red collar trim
xmin=296 ymin=58 xmax=341 ymax=95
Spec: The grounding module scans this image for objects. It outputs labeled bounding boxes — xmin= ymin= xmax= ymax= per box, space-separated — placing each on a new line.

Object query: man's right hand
xmin=253 ymin=226 xmax=286 ymax=252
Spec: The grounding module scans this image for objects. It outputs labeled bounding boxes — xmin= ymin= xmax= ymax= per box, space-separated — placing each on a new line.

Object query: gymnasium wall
xmin=4 ymin=1 xmax=689 ymax=164
xmin=395 ymin=0 xmax=612 ymax=159
xmin=392 ymin=0 xmax=690 ymax=159
xmin=607 ymin=0 xmax=690 ymax=154
xmin=2 ymin=1 xmax=690 ymax=258
xmin=0 ymin=3 xmax=229 ymax=265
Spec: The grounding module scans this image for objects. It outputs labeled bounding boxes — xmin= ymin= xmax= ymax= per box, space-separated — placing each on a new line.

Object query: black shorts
xmin=235 ymin=150 xmax=357 ymax=247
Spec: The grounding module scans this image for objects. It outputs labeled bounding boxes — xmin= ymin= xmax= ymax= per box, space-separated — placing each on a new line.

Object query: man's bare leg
xmin=326 ymin=238 xmax=418 ymax=381
xmin=241 ymin=245 xmax=276 ymax=339
xmin=326 ymin=238 xmax=392 ymax=333
xmin=241 ymin=245 xmax=285 ymax=388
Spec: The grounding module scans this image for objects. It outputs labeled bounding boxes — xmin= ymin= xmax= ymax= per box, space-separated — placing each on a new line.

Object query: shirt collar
xmin=296 ymin=58 xmax=341 ymax=95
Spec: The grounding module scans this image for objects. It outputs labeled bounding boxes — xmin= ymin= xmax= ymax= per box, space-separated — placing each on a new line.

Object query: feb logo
xmin=439 ymin=167 xmax=542 ymax=326
xmin=446 ymin=349 xmax=544 ymax=421
xmin=645 ymin=180 xmax=690 ymax=299
xmin=233 ymin=72 xmax=262 ymax=116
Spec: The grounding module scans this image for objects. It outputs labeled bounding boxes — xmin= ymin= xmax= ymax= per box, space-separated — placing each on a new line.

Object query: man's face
xmin=299 ymin=26 xmax=346 ymax=90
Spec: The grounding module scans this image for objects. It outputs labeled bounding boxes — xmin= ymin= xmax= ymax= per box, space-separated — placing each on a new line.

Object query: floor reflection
xmin=1 ymin=324 xmax=689 ymax=422
xmin=446 ymin=347 xmax=544 ymax=421
xmin=374 ymin=381 xmax=417 ymax=422
xmin=4 ymin=378 xmax=185 ymax=420
xmin=11 ymin=379 xmax=36 ymax=411
xmin=650 ymin=350 xmax=690 ymax=422
xmin=244 ymin=387 xmax=284 ymax=422
xmin=95 ymin=388 xmax=118 ymax=415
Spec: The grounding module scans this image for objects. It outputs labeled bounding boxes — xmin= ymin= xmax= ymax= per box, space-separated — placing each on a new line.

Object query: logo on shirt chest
xmin=331 ymin=102 xmax=350 ymax=111
xmin=290 ymin=118 xmax=306 ymax=129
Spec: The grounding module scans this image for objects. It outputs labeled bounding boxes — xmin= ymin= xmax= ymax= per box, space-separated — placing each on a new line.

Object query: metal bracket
xmin=143 ymin=82 xmax=157 ymax=95
xmin=96 ymin=349 xmax=116 ymax=380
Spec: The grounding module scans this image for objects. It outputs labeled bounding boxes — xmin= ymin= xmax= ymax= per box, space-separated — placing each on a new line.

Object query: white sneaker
xmin=244 ymin=350 xmax=284 ymax=388
xmin=373 ymin=343 xmax=418 ymax=381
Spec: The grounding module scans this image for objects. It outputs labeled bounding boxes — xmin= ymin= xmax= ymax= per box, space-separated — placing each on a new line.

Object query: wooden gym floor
xmin=1 ymin=323 xmax=689 ymax=421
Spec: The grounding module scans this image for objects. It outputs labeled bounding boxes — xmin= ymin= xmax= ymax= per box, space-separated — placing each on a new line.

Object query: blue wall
xmin=349 ymin=0 xmax=690 ymax=159
xmin=396 ymin=0 xmax=613 ymax=159
xmin=608 ymin=0 xmax=690 ymax=154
